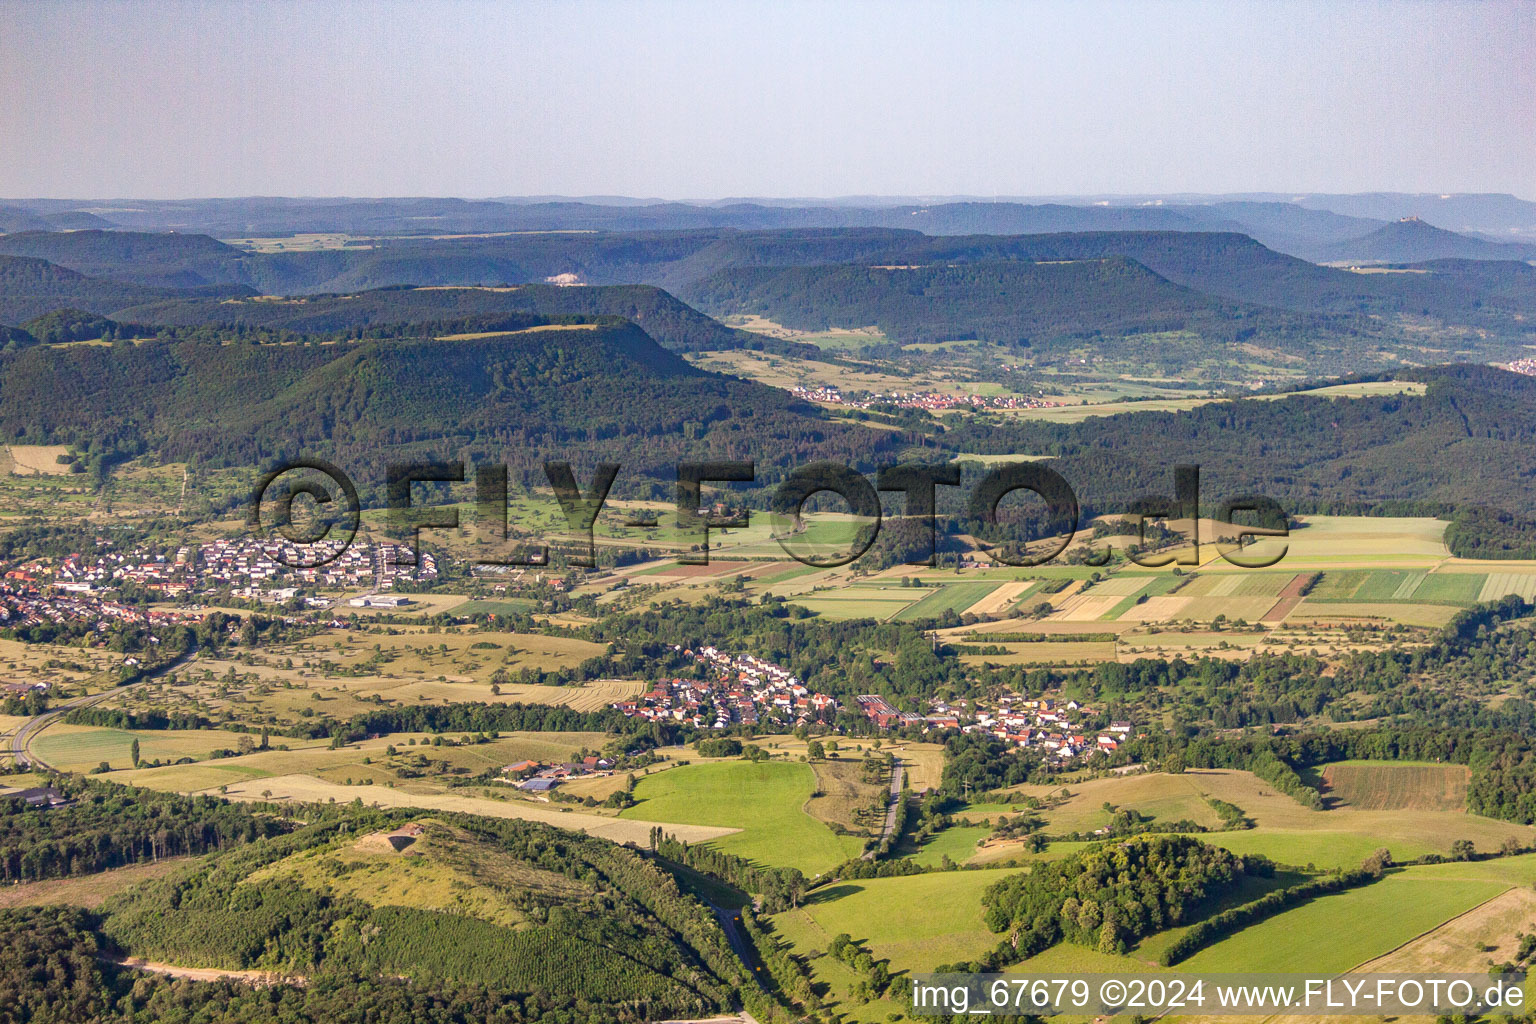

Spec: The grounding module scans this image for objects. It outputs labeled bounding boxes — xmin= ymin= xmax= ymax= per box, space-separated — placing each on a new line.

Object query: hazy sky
xmin=3 ymin=0 xmax=1533 ymax=199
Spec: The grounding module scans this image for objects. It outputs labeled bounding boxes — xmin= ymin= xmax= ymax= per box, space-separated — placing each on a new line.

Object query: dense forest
xmin=0 ymin=318 xmax=901 ymax=497
xmin=1444 ymin=505 xmax=1536 ymax=559
xmin=977 ymin=836 xmax=1252 ymax=960
xmin=682 ymin=256 xmax=1296 ymax=348
xmin=115 ymin=283 xmax=774 ymax=353
xmin=0 ymin=779 xmax=288 ymax=882
xmin=942 ymin=363 xmax=1536 ymax=521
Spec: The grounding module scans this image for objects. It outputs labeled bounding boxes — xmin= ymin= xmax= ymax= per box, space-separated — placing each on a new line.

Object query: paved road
xmin=710 ymin=903 xmax=765 ymax=990
xmin=9 ymin=647 xmax=198 ymax=771
xmin=863 ymin=761 xmax=906 ymax=859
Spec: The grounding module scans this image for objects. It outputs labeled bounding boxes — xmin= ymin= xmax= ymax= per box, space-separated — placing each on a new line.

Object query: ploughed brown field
xmin=1321 ymin=762 xmax=1471 ymax=812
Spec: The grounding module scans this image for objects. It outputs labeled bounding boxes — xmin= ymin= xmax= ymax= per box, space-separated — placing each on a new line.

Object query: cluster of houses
xmin=612 ymin=645 xmax=839 ymax=729
xmin=606 ymin=644 xmax=1130 ymax=762
xmin=5 ymin=538 xmax=436 ymax=606
xmin=790 ymin=385 xmax=1060 ymax=413
xmin=854 ymin=694 xmax=924 ymax=729
xmin=1506 ymin=357 xmax=1536 ymax=377
xmin=924 ymin=693 xmax=1133 ymax=760
xmin=854 ymin=693 xmax=1128 ymax=760
xmin=0 ymin=578 xmax=207 ymax=632
xmin=195 ymin=538 xmax=436 ymax=593
xmin=503 ymin=755 xmax=615 ymax=792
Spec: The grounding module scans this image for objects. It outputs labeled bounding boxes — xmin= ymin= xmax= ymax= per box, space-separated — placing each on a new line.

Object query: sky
xmin=2 ymin=0 xmax=1533 ymax=200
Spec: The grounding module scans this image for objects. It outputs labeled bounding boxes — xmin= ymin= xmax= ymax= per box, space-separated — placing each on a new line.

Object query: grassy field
xmin=208 ymin=769 xmax=736 ymax=845
xmin=32 ymin=725 xmax=245 ymax=773
xmin=0 ymin=858 xmax=193 ymax=909
xmin=111 ymin=729 xmax=614 ymax=790
xmin=1180 ymin=866 xmax=1517 ymax=974
xmin=621 ymin=760 xmax=864 ymax=875
xmin=904 ymin=824 xmax=992 ymax=867
xmin=101 ymin=628 xmax=622 ymax=734
xmin=774 ymin=868 xmax=1010 ymax=969
xmin=957 ymin=771 xmax=1225 ymax=833
xmin=891 ymin=582 xmax=1000 ymax=622
xmin=803 ymin=757 xmax=888 ymax=839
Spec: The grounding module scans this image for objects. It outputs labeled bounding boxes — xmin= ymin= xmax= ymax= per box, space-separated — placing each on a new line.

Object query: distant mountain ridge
xmin=1311 ymin=217 xmax=1536 ymax=264
xmin=113 ymin=283 xmax=765 ymax=352
xmin=1 ymin=227 xmax=1531 ymax=376
xmin=6 ymin=191 xmax=1533 ymax=246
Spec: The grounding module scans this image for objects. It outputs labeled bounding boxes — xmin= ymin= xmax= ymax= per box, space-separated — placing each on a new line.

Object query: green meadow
xmin=621 ymin=760 xmax=863 ymax=875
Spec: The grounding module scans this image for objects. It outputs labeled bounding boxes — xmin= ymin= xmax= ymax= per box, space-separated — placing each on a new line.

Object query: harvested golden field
xmin=959 ymin=640 xmax=1119 ymax=665
xmin=962 ymin=579 xmax=1033 ymax=616
xmin=216 ymin=773 xmax=738 ymax=846
xmin=1354 ymin=885 xmax=1536 ymax=973
xmin=5 ymin=445 xmax=72 ymax=476
xmin=1320 ymin=762 xmax=1471 ymax=812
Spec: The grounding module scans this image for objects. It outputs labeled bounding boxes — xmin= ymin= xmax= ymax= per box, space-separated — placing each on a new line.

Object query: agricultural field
xmin=772 ymin=867 xmax=1010 ymax=972
xmin=891 ymin=581 xmax=999 ymax=621
xmin=1477 ymin=571 xmax=1536 ymax=602
xmin=956 ymin=768 xmax=1533 ymax=869
xmin=4 ymin=444 xmax=72 ymax=475
xmin=32 ymin=725 xmax=242 ymax=773
xmin=621 ymin=760 xmax=865 ymax=875
xmin=788 ymin=592 xmax=922 ymax=621
xmin=958 ymin=639 xmax=1120 ymax=666
xmin=1266 ymin=515 xmax=1451 ymax=567
xmin=1305 ymin=569 xmax=1486 ymax=605
xmin=1179 ymin=859 xmax=1529 ymax=974
xmin=1318 ymin=761 xmax=1471 ymax=812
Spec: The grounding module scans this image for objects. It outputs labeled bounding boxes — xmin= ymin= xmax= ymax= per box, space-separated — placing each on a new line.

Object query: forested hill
xmin=0 ymin=318 xmax=900 ymax=490
xmin=113 ymin=283 xmax=765 ymax=352
xmin=80 ymin=812 xmax=763 ymax=1022
xmin=0 ymin=230 xmax=250 ymax=288
xmin=0 ymin=255 xmax=181 ymax=324
xmin=680 ymin=256 xmax=1292 ymax=349
xmin=946 ymin=364 xmax=1536 ymax=516
xmin=1311 ymin=218 xmax=1536 ymax=264
xmin=676 ymin=230 xmax=1536 ymax=327
xmin=5 ymin=228 xmax=1532 ymax=334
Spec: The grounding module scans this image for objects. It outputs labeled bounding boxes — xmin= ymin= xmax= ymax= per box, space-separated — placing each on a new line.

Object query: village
xmin=861 ymin=691 xmax=1131 ymax=760
xmin=612 ymin=644 xmax=841 ymax=730
xmin=609 ymin=644 xmax=1131 ymax=762
xmin=6 ymin=537 xmax=436 ymax=607
xmin=790 ymin=384 xmax=1060 ymax=413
